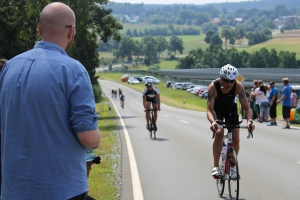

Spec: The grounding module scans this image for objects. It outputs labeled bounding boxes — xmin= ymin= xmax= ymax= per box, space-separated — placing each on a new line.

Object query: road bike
xmin=120 ymin=100 xmax=124 ymax=109
xmin=147 ymin=108 xmax=157 ymax=139
xmin=211 ymin=114 xmax=253 ymax=200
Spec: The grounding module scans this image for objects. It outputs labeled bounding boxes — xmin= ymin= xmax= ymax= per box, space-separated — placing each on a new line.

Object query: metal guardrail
xmin=102 ymin=68 xmax=300 ymax=87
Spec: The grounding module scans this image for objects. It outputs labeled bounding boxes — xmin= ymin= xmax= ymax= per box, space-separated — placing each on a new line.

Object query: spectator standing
xmin=268 ymin=81 xmax=278 ymax=126
xmin=291 ymin=88 xmax=298 ymax=108
xmin=0 ymin=3 xmax=101 ymax=200
xmin=277 ymin=78 xmax=292 ymax=129
xmin=254 ymin=80 xmax=262 ymax=121
xmin=257 ymin=85 xmax=269 ymax=122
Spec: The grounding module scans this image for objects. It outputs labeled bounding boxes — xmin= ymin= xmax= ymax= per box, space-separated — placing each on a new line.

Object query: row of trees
xmin=125 ymin=25 xmax=200 ymax=37
xmin=112 ymin=35 xmax=184 ymax=65
xmin=0 ymin=1 xmax=123 ymax=102
xmin=176 ymin=44 xmax=300 ymax=69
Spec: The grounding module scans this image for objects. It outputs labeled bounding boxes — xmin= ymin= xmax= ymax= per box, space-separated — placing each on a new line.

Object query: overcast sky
xmin=110 ymin=0 xmax=248 ymax=5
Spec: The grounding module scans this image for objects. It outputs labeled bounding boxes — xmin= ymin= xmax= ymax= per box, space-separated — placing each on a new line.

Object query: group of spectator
xmin=248 ymin=78 xmax=298 ymax=129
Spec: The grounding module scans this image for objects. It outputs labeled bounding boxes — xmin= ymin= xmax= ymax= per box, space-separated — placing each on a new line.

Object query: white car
xmin=172 ymin=83 xmax=183 ymax=89
xmin=142 ymin=76 xmax=160 ymax=84
xmin=128 ymin=77 xmax=140 ymax=85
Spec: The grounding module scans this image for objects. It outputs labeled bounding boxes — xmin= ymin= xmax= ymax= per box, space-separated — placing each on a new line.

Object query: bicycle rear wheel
xmin=228 ymin=148 xmax=239 ymax=200
xmin=216 ymin=167 xmax=225 ymax=196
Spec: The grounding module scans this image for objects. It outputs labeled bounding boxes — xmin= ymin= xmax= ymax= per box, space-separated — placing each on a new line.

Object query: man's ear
xmin=38 ymin=24 xmax=42 ymax=36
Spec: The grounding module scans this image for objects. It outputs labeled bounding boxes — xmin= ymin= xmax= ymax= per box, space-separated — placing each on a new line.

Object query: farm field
xmin=237 ymin=30 xmax=300 ymax=59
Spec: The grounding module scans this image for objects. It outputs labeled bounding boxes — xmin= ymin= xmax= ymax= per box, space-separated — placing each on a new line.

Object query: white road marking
xmin=164 ymin=115 xmax=169 ymax=117
xmin=298 ymin=162 xmax=300 ymax=165
xmin=106 ymin=92 xmax=144 ymax=200
xmin=180 ymin=120 xmax=189 ymax=124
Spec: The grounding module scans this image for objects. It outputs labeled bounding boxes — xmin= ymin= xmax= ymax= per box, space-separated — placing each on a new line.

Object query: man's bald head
xmin=38 ymin=2 xmax=76 ymax=50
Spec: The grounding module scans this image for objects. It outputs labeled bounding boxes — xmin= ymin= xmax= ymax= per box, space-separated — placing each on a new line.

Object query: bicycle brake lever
xmin=211 ymin=132 xmax=215 ymax=139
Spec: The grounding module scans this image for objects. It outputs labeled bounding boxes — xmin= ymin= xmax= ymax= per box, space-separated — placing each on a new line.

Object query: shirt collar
xmin=34 ymin=41 xmax=68 ymax=56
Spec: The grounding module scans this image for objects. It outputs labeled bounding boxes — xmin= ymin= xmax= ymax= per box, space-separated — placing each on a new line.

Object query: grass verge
xmin=88 ymin=97 xmax=120 ymax=200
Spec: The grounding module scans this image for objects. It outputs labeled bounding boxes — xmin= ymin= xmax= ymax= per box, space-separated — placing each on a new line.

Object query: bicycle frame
xmin=147 ymin=108 xmax=156 ymax=139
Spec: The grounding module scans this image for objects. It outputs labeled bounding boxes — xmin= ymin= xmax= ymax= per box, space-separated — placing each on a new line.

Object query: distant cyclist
xmin=206 ymin=64 xmax=255 ymax=179
xmin=142 ymin=82 xmax=160 ymax=131
xmin=120 ymin=93 xmax=125 ymax=108
xmin=118 ymin=88 xmax=122 ymax=97
xmin=111 ymin=89 xmax=114 ymax=98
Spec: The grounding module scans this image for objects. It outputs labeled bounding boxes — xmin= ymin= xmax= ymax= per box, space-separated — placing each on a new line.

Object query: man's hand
xmin=247 ymin=120 xmax=255 ymax=132
xmin=210 ymin=121 xmax=219 ymax=132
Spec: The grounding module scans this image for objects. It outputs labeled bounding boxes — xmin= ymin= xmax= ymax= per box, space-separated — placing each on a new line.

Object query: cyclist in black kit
xmin=142 ymin=82 xmax=160 ymax=131
xmin=206 ymin=64 xmax=255 ymax=178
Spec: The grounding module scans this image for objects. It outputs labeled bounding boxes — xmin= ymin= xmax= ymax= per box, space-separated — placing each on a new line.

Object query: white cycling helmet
xmin=220 ymin=64 xmax=238 ymax=80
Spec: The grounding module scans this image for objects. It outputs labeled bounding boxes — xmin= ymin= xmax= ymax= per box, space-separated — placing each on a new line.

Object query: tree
xmin=141 ymin=36 xmax=158 ymax=65
xmin=155 ymin=36 xmax=168 ymax=57
xmin=133 ymin=40 xmax=143 ymax=60
xmin=210 ymin=34 xmax=223 ymax=45
xmin=126 ymin=29 xmax=133 ymax=36
xmin=195 ymin=12 xmax=210 ymax=26
xmin=235 ymin=25 xmax=246 ymax=44
xmin=221 ymin=28 xmax=233 ymax=49
xmin=201 ymin=22 xmax=219 ymax=34
xmin=114 ymin=36 xmax=135 ymax=61
xmin=168 ymin=35 xmax=184 ymax=56
xmin=205 ymin=30 xmax=215 ymax=43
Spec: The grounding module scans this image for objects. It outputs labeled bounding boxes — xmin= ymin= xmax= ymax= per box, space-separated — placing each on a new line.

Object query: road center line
xmin=164 ymin=115 xmax=169 ymax=117
xmin=180 ymin=120 xmax=189 ymax=124
xmin=107 ymin=92 xmax=144 ymax=200
xmin=298 ymin=162 xmax=300 ymax=165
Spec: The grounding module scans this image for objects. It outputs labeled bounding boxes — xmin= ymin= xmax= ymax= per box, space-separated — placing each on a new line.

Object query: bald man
xmin=0 ymin=2 xmax=100 ymax=200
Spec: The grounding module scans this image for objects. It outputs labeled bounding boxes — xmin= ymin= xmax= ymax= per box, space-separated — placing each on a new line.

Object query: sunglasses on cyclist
xmin=222 ymin=78 xmax=235 ymax=84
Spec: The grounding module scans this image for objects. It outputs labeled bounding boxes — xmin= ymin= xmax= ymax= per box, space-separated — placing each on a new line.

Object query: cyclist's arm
xmin=156 ymin=94 xmax=161 ymax=110
xmin=237 ymin=83 xmax=255 ymax=130
xmin=206 ymin=83 xmax=216 ymax=124
xmin=143 ymin=96 xmax=146 ymax=109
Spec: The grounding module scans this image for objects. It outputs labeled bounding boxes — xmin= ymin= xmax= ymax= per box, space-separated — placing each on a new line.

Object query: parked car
xmin=121 ymin=74 xmax=130 ymax=82
xmin=182 ymin=82 xmax=194 ymax=90
xmin=195 ymin=87 xmax=208 ymax=96
xmin=166 ymin=81 xmax=175 ymax=88
xmin=128 ymin=77 xmax=140 ymax=85
xmin=169 ymin=82 xmax=176 ymax=88
xmin=190 ymin=85 xmax=205 ymax=94
xmin=132 ymin=75 xmax=143 ymax=82
xmin=172 ymin=83 xmax=183 ymax=89
xmin=142 ymin=76 xmax=160 ymax=84
xmin=199 ymin=90 xmax=208 ymax=99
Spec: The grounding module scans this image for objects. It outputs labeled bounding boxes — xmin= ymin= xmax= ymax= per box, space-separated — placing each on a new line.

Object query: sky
xmin=110 ymin=0 xmax=249 ymax=5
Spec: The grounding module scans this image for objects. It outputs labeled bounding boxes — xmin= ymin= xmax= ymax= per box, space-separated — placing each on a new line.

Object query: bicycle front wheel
xmin=149 ymin=118 xmax=153 ymax=138
xmin=228 ymin=148 xmax=239 ymax=200
xmin=216 ymin=167 xmax=225 ymax=196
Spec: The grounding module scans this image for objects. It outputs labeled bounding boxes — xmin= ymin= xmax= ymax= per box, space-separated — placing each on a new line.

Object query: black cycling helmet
xmin=145 ymin=82 xmax=152 ymax=87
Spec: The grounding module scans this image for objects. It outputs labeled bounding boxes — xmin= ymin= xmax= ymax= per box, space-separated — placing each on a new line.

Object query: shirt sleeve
xmin=69 ymin=71 xmax=98 ymax=133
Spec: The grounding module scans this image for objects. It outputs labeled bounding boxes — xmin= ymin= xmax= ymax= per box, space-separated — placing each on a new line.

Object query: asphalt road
xmin=100 ymin=80 xmax=300 ymax=200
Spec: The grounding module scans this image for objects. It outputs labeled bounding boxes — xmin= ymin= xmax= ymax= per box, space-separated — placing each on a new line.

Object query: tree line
xmin=125 ymin=25 xmax=200 ymax=37
xmin=111 ymin=35 xmax=184 ymax=66
xmin=176 ymin=44 xmax=300 ymax=69
xmin=0 ymin=0 xmax=123 ymax=102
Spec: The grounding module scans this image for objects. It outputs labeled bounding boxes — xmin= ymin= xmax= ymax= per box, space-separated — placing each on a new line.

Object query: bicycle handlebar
xmin=211 ymin=124 xmax=253 ymax=139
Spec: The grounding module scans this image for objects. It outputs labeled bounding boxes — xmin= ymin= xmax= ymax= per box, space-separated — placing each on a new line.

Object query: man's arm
xmin=77 ymin=129 xmax=101 ymax=149
xmin=143 ymin=96 xmax=146 ymax=109
xmin=206 ymin=83 xmax=216 ymax=124
xmin=156 ymin=94 xmax=161 ymax=110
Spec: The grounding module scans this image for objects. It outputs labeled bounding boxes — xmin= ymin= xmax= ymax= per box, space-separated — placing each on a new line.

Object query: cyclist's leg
xmin=145 ymin=101 xmax=151 ymax=125
xmin=213 ymin=111 xmax=225 ymax=168
xmin=213 ymin=127 xmax=224 ymax=168
xmin=152 ymin=100 xmax=158 ymax=124
xmin=232 ymin=128 xmax=240 ymax=157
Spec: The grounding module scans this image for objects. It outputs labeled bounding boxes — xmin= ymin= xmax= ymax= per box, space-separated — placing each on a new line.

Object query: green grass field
xmin=237 ymin=30 xmax=300 ymax=59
